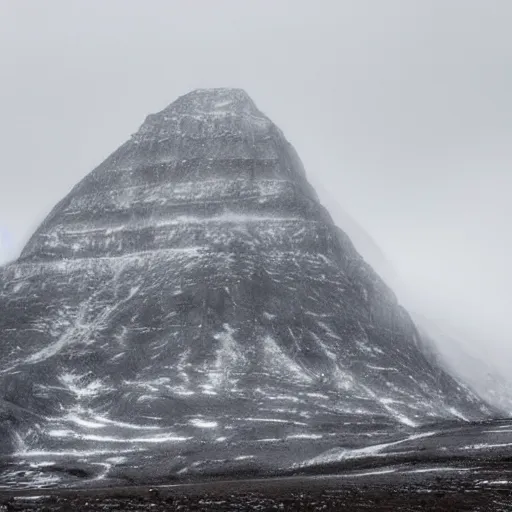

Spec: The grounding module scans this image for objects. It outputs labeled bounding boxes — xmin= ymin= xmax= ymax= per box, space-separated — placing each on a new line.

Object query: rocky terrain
xmin=2 ymin=419 xmax=512 ymax=510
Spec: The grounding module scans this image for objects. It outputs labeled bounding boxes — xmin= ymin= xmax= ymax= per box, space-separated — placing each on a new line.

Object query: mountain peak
xmin=132 ymin=87 xmax=269 ymax=146
xmin=168 ymin=88 xmax=258 ymax=114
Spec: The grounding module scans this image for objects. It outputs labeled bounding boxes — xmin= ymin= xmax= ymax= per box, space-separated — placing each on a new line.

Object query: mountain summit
xmin=0 ymin=89 xmax=494 ymax=487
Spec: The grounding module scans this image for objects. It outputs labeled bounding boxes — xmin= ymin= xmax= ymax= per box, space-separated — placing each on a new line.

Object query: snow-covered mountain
xmin=0 ymin=89 xmax=495 ymax=471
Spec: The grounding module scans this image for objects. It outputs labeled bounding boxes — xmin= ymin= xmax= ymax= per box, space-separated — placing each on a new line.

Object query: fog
xmin=1 ymin=1 xmax=511 ymax=374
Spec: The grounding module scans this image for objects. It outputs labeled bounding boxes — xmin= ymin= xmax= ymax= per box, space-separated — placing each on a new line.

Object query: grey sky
xmin=1 ymin=1 xmax=511 ymax=371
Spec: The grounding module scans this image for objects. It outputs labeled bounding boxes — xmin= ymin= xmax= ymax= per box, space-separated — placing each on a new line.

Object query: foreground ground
xmin=2 ymin=467 xmax=512 ymax=511
xmin=2 ymin=419 xmax=512 ymax=510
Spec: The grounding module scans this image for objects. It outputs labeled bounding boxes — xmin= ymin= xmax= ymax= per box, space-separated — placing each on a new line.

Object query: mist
xmin=1 ymin=0 xmax=511 ymax=374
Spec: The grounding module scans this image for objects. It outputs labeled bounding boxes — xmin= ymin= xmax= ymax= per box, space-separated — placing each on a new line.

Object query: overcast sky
xmin=0 ymin=1 xmax=511 ymax=372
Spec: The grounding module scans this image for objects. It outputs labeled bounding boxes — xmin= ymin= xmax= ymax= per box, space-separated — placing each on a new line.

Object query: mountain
xmin=414 ymin=315 xmax=512 ymax=415
xmin=319 ymin=196 xmax=512 ymax=415
xmin=0 ymin=88 xmax=495 ymax=487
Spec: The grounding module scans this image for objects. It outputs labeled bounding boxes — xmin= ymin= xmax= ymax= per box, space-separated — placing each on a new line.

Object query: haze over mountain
xmin=316 ymin=188 xmax=512 ymax=415
xmin=0 ymin=89 xmax=498 ymax=489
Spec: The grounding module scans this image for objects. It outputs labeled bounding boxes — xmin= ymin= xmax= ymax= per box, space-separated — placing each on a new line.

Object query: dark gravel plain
xmin=2 ymin=466 xmax=512 ymax=512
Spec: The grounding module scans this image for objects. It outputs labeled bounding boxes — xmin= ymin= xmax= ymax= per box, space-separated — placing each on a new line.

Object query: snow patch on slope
xmin=263 ymin=335 xmax=313 ymax=384
xmin=300 ymin=431 xmax=437 ymax=466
